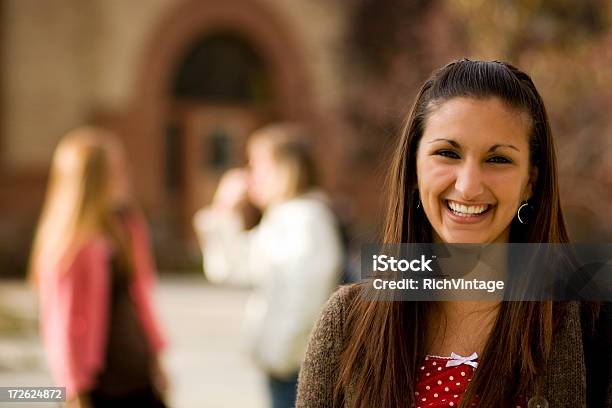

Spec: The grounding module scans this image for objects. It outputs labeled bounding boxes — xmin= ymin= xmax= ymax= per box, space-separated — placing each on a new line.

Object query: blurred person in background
xmin=29 ymin=127 xmax=168 ymax=408
xmin=193 ymin=123 xmax=343 ymax=408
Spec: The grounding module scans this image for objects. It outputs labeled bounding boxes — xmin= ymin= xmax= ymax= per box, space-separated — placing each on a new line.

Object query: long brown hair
xmin=334 ymin=60 xmax=571 ymax=407
xmin=29 ymin=127 xmax=134 ymax=283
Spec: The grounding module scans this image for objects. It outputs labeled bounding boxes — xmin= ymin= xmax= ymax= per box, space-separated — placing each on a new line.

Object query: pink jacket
xmin=37 ymin=215 xmax=167 ymax=399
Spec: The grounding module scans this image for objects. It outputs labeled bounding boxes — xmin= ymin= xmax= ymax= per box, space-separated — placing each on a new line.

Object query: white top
xmin=193 ymin=190 xmax=343 ymax=377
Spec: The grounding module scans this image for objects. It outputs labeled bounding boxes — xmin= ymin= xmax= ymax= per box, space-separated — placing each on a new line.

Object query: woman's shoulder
xmin=310 ymin=284 xmax=361 ymax=341
xmin=276 ymin=190 xmax=332 ymax=214
xmin=66 ymin=236 xmax=111 ymax=270
xmin=325 ymin=283 xmax=361 ymax=315
xmin=77 ymin=235 xmax=110 ymax=255
xmin=268 ymin=192 xmax=339 ymax=235
xmin=298 ymin=285 xmax=359 ymax=407
xmin=37 ymin=237 xmax=110 ymax=283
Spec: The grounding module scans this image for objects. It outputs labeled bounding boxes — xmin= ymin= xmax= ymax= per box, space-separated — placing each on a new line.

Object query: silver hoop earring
xmin=517 ymin=201 xmax=532 ymax=225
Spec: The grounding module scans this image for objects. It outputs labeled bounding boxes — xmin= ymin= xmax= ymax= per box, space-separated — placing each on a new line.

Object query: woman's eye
xmin=487 ymin=155 xmax=512 ymax=164
xmin=435 ymin=150 xmax=460 ymax=159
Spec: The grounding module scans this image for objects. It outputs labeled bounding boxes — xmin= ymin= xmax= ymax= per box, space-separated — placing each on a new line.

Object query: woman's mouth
xmin=445 ymin=200 xmax=492 ymax=221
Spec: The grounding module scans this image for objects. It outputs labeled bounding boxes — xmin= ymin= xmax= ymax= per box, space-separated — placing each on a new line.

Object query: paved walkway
xmin=0 ymin=275 xmax=268 ymax=408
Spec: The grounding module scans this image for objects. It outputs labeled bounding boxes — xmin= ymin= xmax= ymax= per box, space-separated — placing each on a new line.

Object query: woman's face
xmin=106 ymin=142 xmax=131 ymax=208
xmin=416 ymin=97 xmax=536 ymax=244
xmin=247 ymin=138 xmax=279 ymax=209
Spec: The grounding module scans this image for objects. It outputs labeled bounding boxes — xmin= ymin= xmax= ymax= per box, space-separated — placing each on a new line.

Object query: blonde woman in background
xmin=193 ymin=123 xmax=343 ymax=408
xmin=29 ymin=127 xmax=168 ymax=407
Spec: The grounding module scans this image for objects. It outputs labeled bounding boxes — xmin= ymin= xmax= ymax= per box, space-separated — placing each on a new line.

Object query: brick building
xmin=1 ymin=0 xmax=611 ymax=275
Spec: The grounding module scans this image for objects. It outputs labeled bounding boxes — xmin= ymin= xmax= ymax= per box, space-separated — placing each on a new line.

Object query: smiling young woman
xmin=295 ymin=60 xmax=610 ymax=408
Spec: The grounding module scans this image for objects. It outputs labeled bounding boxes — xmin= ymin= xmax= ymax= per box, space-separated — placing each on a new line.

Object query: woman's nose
xmin=454 ymin=160 xmax=485 ymax=200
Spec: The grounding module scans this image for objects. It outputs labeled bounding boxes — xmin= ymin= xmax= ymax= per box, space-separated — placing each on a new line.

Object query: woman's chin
xmin=438 ymin=230 xmax=489 ymax=244
xmin=438 ymin=228 xmax=511 ymax=244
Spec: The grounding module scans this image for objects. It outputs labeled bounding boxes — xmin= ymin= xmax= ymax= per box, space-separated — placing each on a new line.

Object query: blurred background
xmin=1 ymin=0 xmax=611 ymax=406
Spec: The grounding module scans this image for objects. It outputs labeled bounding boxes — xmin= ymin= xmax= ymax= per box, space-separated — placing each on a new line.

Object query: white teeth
xmin=447 ymin=200 xmax=488 ymax=216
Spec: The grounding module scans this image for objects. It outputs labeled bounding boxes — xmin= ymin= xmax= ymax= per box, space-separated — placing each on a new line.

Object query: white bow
xmin=445 ymin=352 xmax=479 ymax=368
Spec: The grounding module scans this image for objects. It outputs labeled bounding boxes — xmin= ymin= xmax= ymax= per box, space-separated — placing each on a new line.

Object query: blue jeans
xmin=268 ymin=372 xmax=299 ymax=408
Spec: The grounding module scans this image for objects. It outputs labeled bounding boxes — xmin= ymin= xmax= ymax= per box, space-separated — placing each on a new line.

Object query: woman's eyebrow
xmin=489 ymin=144 xmax=519 ymax=152
xmin=428 ymin=138 xmax=520 ymax=152
xmin=428 ymin=138 xmax=460 ymax=148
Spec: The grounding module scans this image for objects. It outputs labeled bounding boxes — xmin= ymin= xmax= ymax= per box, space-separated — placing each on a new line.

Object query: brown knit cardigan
xmin=296 ymin=285 xmax=611 ymax=408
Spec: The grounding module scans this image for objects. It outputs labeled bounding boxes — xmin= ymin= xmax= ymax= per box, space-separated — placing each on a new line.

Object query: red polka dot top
xmin=415 ymin=352 xmax=527 ymax=408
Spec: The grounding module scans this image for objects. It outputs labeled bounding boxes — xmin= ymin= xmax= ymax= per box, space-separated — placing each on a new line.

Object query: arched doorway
xmin=167 ymin=32 xmax=275 ymax=239
xmin=124 ymin=0 xmax=316 ymax=269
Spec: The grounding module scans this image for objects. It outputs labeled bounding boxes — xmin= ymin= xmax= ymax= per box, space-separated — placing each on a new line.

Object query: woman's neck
xmin=426 ymin=300 xmax=500 ymax=357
